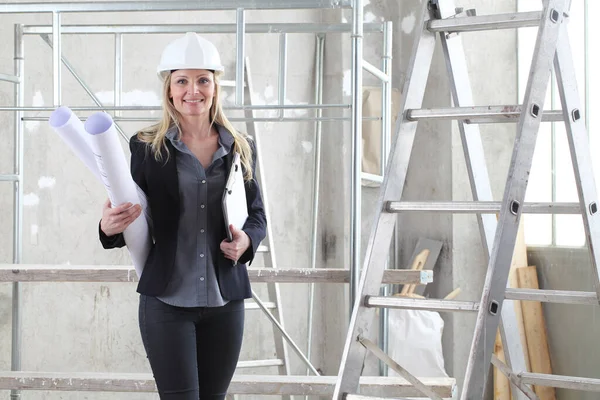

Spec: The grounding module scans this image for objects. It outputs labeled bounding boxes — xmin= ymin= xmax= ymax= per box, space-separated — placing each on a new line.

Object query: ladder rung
xmin=245 ymin=301 xmax=277 ymax=310
xmin=0 ymin=174 xmax=19 ymax=182
xmin=257 ymin=245 xmax=269 ymax=253
xmin=0 ymin=73 xmax=20 ymax=84
xmin=407 ymin=106 xmax=563 ymax=123
xmin=365 ymin=296 xmax=479 ymax=312
xmin=220 ymin=79 xmax=246 ymax=88
xmin=520 ymin=372 xmax=600 ymax=392
xmin=386 ymin=201 xmax=580 ymax=214
xmin=344 ymin=396 xmax=388 ymax=400
xmin=428 ymin=11 xmax=541 ymax=32
xmin=236 ymin=359 xmax=284 ymax=368
xmin=505 ymin=288 xmax=599 ymax=305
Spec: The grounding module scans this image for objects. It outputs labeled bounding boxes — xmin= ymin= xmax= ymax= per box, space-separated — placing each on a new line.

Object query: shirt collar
xmin=166 ymin=123 xmax=235 ymax=154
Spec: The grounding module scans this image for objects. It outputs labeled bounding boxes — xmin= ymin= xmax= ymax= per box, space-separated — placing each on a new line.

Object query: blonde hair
xmin=137 ymin=71 xmax=254 ymax=181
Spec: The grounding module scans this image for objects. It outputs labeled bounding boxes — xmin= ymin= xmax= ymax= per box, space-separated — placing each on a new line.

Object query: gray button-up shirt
xmin=157 ymin=124 xmax=233 ymax=307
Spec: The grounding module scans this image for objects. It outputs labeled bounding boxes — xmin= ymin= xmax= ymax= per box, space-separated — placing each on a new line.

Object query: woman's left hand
xmin=220 ymin=224 xmax=251 ymax=263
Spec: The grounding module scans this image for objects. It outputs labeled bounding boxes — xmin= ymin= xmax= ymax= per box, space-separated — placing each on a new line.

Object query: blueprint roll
xmin=84 ymin=112 xmax=151 ymax=278
xmin=49 ymin=106 xmax=102 ymax=180
xmin=49 ymin=106 xmax=150 ymax=225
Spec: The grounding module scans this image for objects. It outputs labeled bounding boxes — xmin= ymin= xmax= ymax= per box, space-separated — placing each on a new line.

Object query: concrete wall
xmin=528 ymin=247 xmax=600 ymax=400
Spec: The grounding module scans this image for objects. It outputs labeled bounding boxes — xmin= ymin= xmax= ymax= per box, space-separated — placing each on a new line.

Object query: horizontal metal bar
xmin=386 ymin=201 xmax=581 ymax=214
xmin=361 ymin=172 xmax=383 ymax=184
xmin=428 ymin=11 xmax=541 ymax=32
xmin=0 ymin=265 xmax=431 ymax=285
xmin=0 ymin=73 xmax=20 ymax=84
xmin=0 ymin=373 xmax=455 ymax=396
xmin=365 ymin=296 xmax=479 ymax=312
xmin=24 ymin=23 xmax=384 ymax=35
xmin=257 ymin=245 xmax=269 ymax=253
xmin=245 ymin=302 xmax=277 ymax=310
xmin=520 ymin=372 xmax=600 ymax=392
xmin=505 ymin=288 xmax=598 ymax=305
xmin=0 ymin=104 xmax=350 ymax=111
xmin=236 ymin=359 xmax=284 ymax=369
xmin=362 ymin=60 xmax=389 ymax=82
xmin=23 ymin=116 xmax=362 ymax=123
xmin=0 ymin=175 xmax=19 ymax=182
xmin=0 ymin=1 xmax=352 ymax=13
xmin=407 ymin=106 xmax=564 ymax=123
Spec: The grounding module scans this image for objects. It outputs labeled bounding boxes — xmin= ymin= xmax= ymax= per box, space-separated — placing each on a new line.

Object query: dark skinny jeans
xmin=139 ymin=295 xmax=245 ymax=399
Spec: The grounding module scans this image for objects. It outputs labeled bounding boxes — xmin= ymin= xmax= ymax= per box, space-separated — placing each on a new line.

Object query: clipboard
xmin=222 ymin=152 xmax=248 ymax=242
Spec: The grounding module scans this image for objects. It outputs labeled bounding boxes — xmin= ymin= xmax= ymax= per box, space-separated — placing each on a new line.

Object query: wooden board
xmin=0 ymin=372 xmax=455 ymax=397
xmin=494 ymin=218 xmax=530 ymax=398
xmin=494 ymin=331 xmax=511 ymax=400
xmin=0 ymin=265 xmax=432 ymax=285
xmin=518 ymin=266 xmax=557 ymax=400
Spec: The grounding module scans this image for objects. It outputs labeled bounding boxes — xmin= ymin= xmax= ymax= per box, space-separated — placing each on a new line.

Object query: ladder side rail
xmin=554 ymin=22 xmax=600 ymax=301
xmin=461 ymin=1 xmax=568 ymax=398
xmin=332 ymin=1 xmax=438 ymax=397
xmin=243 ymin=57 xmax=292 ymax=388
xmin=433 ymin=2 xmax=531 ymax=399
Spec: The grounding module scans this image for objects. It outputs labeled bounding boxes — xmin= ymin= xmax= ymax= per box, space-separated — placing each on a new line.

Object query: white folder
xmin=222 ymin=152 xmax=248 ymax=242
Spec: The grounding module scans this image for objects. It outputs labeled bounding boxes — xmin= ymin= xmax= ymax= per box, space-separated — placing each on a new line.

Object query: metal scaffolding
xmin=0 ymin=0 xmax=398 ymax=397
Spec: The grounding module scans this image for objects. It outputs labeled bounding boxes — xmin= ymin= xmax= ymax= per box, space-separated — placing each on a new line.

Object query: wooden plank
xmin=0 ymin=265 xmax=432 ymax=284
xmin=494 ymin=219 xmax=530 ymax=398
xmin=517 ymin=266 xmax=556 ymax=400
xmin=494 ymin=331 xmax=511 ymax=400
xmin=400 ymin=248 xmax=429 ymax=296
xmin=0 ymin=372 xmax=455 ymax=396
xmin=509 ymin=219 xmax=531 ymax=372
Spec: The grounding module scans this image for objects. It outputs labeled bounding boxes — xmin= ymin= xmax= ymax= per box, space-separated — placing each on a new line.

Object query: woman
xmin=98 ymin=32 xmax=266 ymax=399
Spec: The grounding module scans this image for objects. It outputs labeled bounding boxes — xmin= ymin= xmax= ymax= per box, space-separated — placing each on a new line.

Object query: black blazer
xmin=99 ymin=131 xmax=266 ymax=300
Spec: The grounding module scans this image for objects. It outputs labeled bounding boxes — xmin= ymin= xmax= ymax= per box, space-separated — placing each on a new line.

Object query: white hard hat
xmin=156 ymin=32 xmax=224 ymax=80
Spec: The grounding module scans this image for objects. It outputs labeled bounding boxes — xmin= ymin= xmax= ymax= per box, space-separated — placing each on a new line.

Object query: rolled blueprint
xmin=84 ymin=112 xmax=151 ymax=278
xmin=49 ymin=106 xmax=102 ymax=180
xmin=49 ymin=107 xmax=150 ymax=220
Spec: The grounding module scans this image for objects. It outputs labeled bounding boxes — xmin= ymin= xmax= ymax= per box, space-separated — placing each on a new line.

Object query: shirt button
xmin=200 ymin=229 xmax=205 ymax=233
xmin=201 ymin=179 xmax=206 ymax=184
xmin=200 ymin=277 xmax=205 ymax=281
xmin=200 ymin=253 xmax=205 ymax=258
xmin=200 ymin=204 xmax=205 ymax=209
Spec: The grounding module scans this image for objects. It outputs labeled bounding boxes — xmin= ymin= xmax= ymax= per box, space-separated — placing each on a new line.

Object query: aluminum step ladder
xmin=333 ymin=0 xmax=600 ymax=399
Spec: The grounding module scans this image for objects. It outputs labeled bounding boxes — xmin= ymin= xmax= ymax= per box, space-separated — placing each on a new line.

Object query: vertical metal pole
xmin=378 ymin=20 xmax=393 ymax=376
xmin=584 ymin=0 xmax=589 ymax=131
xmin=114 ymin=33 xmax=123 ymax=117
xmin=235 ymin=8 xmax=245 ymax=106
xmin=52 ymin=11 xmax=61 ymax=106
xmin=380 ymin=21 xmax=393 ymax=175
xmin=349 ymin=0 xmax=364 ymax=312
xmin=278 ymin=33 xmax=288 ymax=119
xmin=11 ymin=23 xmax=24 ymax=400
xmin=306 ymin=33 xmax=325 ymax=383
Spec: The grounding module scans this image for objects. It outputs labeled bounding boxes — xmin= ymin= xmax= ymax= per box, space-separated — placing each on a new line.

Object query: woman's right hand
xmin=100 ymin=198 xmax=142 ymax=236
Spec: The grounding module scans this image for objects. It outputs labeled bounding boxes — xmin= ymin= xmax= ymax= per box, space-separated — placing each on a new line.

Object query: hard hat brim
xmin=157 ymin=65 xmax=225 ymax=80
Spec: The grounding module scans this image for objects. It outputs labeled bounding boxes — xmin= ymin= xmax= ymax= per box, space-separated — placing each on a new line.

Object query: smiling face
xmin=169 ymin=69 xmax=215 ymax=119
